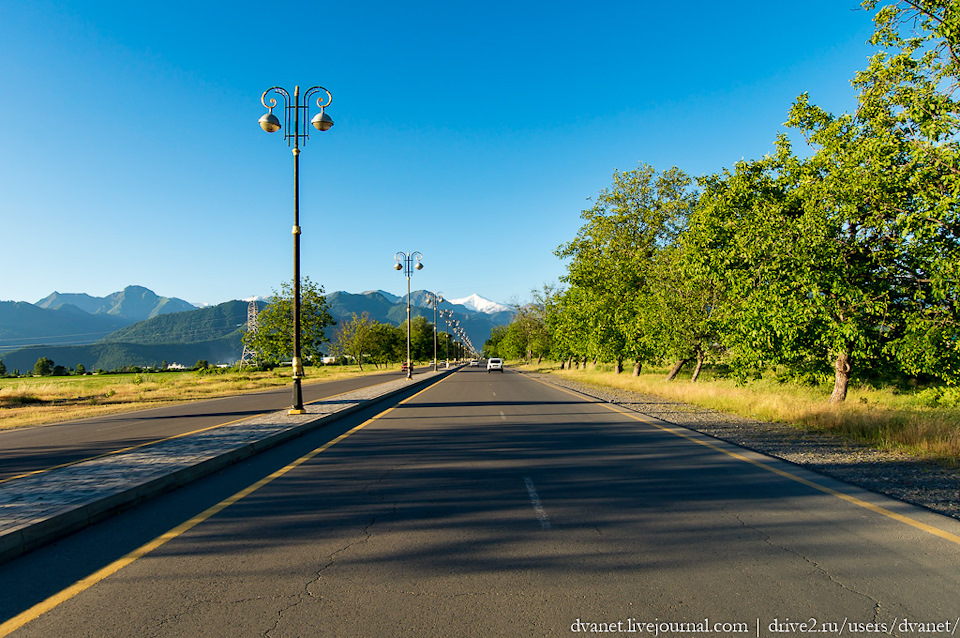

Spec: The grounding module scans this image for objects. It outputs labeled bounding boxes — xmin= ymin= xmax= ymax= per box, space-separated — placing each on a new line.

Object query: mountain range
xmin=35 ymin=286 xmax=197 ymax=322
xmin=0 ymin=286 xmax=512 ymax=372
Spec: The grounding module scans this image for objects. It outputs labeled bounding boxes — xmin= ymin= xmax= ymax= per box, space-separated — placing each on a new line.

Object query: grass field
xmin=0 ymin=366 xmax=389 ymax=430
xmin=520 ymin=361 xmax=960 ymax=466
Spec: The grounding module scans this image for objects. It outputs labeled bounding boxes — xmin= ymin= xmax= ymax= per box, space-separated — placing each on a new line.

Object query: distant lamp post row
xmin=426 ymin=292 xmax=443 ymax=370
xmin=440 ymin=310 xmax=462 ymax=363
xmin=439 ymin=309 xmax=452 ymax=366
xmin=394 ymin=251 xmax=423 ymax=380
xmin=259 ymin=84 xmax=334 ymax=414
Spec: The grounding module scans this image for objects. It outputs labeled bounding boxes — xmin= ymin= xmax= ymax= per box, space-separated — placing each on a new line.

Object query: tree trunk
xmin=690 ymin=350 xmax=704 ymax=383
xmin=632 ymin=361 xmax=641 ymax=377
xmin=536 ymin=353 xmax=543 ymax=365
xmin=614 ymin=355 xmax=623 ymax=374
xmin=665 ymin=358 xmax=689 ymax=381
xmin=829 ymin=351 xmax=851 ymax=403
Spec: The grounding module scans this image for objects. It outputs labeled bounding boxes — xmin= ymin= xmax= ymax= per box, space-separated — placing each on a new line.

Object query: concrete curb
xmin=0 ymin=369 xmax=454 ymax=563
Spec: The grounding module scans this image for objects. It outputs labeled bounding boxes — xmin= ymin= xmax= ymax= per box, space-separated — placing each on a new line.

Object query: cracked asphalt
xmin=2 ymin=367 xmax=959 ymax=637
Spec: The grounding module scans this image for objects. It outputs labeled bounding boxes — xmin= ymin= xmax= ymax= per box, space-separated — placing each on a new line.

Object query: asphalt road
xmin=0 ymin=369 xmax=414 ymax=481
xmin=1 ymin=367 xmax=958 ymax=637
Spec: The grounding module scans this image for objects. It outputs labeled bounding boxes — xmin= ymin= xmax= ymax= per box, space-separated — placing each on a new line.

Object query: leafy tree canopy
xmin=241 ymin=277 xmax=336 ymax=365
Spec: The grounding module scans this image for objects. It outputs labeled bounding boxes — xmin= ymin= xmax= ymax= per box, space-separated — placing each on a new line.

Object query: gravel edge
xmin=525 ymin=372 xmax=960 ymax=521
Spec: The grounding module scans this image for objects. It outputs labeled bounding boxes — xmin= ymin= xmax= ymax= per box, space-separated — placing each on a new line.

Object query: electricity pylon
xmin=238 ymin=299 xmax=259 ymax=369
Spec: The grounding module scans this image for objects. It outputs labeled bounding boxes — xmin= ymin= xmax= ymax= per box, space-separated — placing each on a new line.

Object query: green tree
xmin=484 ymin=325 xmax=508 ymax=358
xmin=686 ymin=148 xmax=860 ymax=394
xmin=33 ymin=357 xmax=54 ymax=377
xmin=367 ymin=322 xmax=404 ymax=367
xmin=75 ymin=363 xmax=86 ymax=375
xmin=555 ymin=164 xmax=697 ymax=373
xmin=0 ymin=359 xmax=6 ymax=377
xmin=498 ymin=292 xmax=555 ymax=364
xmin=645 ymin=244 xmax=724 ymax=382
xmin=241 ymin=277 xmax=336 ymax=366
xmin=331 ymin=312 xmax=375 ymax=370
xmin=681 ymin=2 xmax=960 ymax=401
xmin=850 ymin=0 xmax=960 ymax=383
xmin=548 ymin=286 xmax=596 ymax=369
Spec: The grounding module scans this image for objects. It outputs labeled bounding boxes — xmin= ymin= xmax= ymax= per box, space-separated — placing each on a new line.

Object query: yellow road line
xmin=0 ymin=375 xmax=447 ymax=637
xmin=532 ymin=375 xmax=960 ymax=547
xmin=0 ymin=380 xmax=399 ymax=486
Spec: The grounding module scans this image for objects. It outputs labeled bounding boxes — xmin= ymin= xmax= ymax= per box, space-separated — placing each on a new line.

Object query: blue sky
xmin=1 ymin=1 xmax=877 ymax=307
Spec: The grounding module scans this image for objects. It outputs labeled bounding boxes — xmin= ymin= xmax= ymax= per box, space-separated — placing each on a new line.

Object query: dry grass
xmin=521 ymin=362 xmax=960 ymax=465
xmin=0 ymin=366 xmax=388 ymax=430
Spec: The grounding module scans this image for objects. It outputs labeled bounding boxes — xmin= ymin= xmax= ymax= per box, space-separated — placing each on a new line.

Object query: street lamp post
xmin=394 ymin=251 xmax=423 ymax=380
xmin=259 ymin=84 xmax=334 ymax=415
xmin=427 ymin=292 xmax=443 ymax=370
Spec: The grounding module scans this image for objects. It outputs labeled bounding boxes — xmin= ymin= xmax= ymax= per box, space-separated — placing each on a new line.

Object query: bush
xmin=916 ymin=386 xmax=960 ymax=408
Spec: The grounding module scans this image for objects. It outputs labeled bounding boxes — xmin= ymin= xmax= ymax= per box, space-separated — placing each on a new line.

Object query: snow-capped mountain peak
xmin=448 ymin=294 xmax=510 ymax=314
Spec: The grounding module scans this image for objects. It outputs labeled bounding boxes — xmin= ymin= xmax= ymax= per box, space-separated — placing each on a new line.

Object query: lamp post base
xmin=290 ymin=372 xmax=305 ymax=414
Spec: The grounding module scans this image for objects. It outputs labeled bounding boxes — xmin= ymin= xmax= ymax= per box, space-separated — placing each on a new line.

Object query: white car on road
xmin=486 ymin=358 xmax=504 ymax=372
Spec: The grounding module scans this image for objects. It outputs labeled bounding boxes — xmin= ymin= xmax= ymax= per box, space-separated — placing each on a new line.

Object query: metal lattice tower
xmin=238 ymin=299 xmax=259 ymax=369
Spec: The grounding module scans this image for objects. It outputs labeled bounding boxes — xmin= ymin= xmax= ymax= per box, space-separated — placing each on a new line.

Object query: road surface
xmin=0 ymin=367 xmax=957 ymax=637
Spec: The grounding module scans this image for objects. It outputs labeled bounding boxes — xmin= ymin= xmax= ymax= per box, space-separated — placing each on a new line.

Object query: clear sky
xmin=1 ymin=1 xmax=877 ymax=308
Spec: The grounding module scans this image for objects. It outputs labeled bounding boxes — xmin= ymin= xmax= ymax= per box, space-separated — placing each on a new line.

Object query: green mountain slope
xmin=0 ymin=301 xmax=127 ymax=353
xmin=102 ymin=300 xmax=259 ymax=344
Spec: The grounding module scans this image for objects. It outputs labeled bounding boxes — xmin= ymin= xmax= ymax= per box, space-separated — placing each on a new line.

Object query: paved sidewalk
xmin=0 ymin=370 xmax=446 ymax=563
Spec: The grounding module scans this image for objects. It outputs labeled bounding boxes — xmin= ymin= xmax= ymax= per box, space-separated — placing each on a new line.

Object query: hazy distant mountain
xmin=360 ymin=290 xmax=401 ymax=304
xmin=32 ymin=292 xmax=104 ymax=315
xmin=326 ymin=290 xmax=512 ymax=350
xmin=447 ymin=294 xmax=511 ymax=314
xmin=0 ymin=286 xmax=513 ymax=370
xmin=36 ymin=285 xmax=197 ymax=323
xmin=0 ymin=301 xmax=127 ymax=353
xmin=326 ymin=291 xmax=400 ymax=322
xmin=0 ymin=300 xmax=255 ymax=370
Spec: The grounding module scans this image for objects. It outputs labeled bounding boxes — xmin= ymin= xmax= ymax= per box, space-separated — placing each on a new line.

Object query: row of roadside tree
xmin=239 ymin=279 xmax=465 ymax=370
xmin=328 ymin=312 xmax=463 ymax=369
xmin=487 ymin=1 xmax=960 ymax=403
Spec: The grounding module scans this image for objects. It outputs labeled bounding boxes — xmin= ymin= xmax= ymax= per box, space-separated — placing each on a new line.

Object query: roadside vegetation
xmin=0 ymin=365 xmax=388 ymax=431
xmin=485 ymin=3 xmax=960 ymax=465
xmin=488 ymin=2 xmax=960 ymax=401
xmin=516 ymin=360 xmax=960 ymax=465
